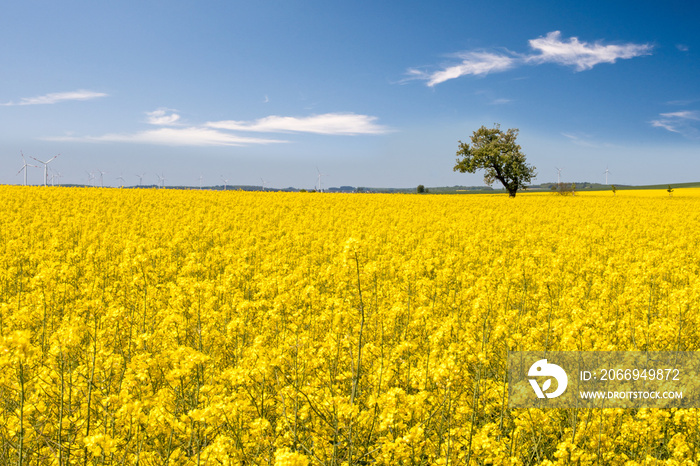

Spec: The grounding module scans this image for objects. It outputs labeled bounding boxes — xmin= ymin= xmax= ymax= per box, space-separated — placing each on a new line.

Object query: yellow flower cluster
xmin=0 ymin=185 xmax=699 ymax=465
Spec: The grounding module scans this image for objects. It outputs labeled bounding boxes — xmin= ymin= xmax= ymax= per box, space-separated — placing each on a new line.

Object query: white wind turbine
xmin=316 ymin=167 xmax=328 ymax=192
xmin=555 ymin=167 xmax=564 ymax=184
xmin=86 ymin=171 xmax=96 ymax=187
xmin=260 ymin=178 xmax=267 ymax=191
xmin=48 ymin=168 xmax=58 ymax=186
xmin=117 ymin=175 xmax=125 ymax=188
xmin=156 ymin=173 xmax=166 ymax=189
xmin=31 ymin=154 xmax=59 ymax=187
xmin=604 ymin=166 xmax=610 ymax=185
xmin=135 ymin=173 xmax=145 ymax=187
xmin=97 ymin=169 xmax=106 ymax=188
xmin=221 ymin=175 xmax=229 ymax=191
xmin=17 ymin=152 xmax=37 ymax=186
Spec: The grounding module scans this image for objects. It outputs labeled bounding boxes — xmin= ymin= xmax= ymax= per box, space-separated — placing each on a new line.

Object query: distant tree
xmin=453 ymin=125 xmax=536 ymax=197
xmin=611 ymin=185 xmax=617 ymax=196
xmin=417 ymin=184 xmax=425 ymax=193
xmin=667 ymin=185 xmax=674 ymax=197
xmin=551 ymin=182 xmax=574 ymax=196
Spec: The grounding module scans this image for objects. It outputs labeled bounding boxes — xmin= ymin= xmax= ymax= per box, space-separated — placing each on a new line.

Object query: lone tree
xmin=454 ymin=124 xmax=536 ymax=197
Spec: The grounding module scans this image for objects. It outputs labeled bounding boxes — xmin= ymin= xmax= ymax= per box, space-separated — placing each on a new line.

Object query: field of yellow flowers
xmin=1 ymin=185 xmax=699 ymax=465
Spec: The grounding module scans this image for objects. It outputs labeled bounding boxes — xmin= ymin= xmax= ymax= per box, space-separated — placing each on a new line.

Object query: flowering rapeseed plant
xmin=0 ymin=186 xmax=698 ymax=464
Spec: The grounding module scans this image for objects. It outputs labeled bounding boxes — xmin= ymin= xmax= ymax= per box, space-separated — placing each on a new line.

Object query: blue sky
xmin=1 ymin=0 xmax=698 ymax=188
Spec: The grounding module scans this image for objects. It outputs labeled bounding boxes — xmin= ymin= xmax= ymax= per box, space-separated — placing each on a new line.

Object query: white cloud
xmin=207 ymin=113 xmax=390 ymax=135
xmin=146 ymin=108 xmax=181 ymax=126
xmin=408 ymin=52 xmax=516 ymax=87
xmin=527 ymin=31 xmax=652 ymax=71
xmin=651 ymin=110 xmax=700 ymax=138
xmin=45 ymin=111 xmax=388 ymax=146
xmin=561 ymin=132 xmax=616 ymax=148
xmin=667 ymin=98 xmax=700 ymax=106
xmin=562 ymin=132 xmax=582 ymax=141
xmin=651 ymin=120 xmax=679 ymax=133
xmin=47 ymin=127 xmax=286 ymax=147
xmin=660 ymin=111 xmax=700 ymax=120
xmin=408 ymin=31 xmax=652 ymax=86
xmin=1 ymin=89 xmax=107 ymax=106
xmin=677 ymin=44 xmax=689 ymax=52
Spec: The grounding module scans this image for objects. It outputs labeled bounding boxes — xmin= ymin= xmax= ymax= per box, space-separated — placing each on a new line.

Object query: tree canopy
xmin=453 ymin=125 xmax=536 ymax=197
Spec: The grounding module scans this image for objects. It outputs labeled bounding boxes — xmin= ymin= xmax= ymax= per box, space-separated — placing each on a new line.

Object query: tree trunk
xmin=495 ymin=174 xmax=517 ymax=197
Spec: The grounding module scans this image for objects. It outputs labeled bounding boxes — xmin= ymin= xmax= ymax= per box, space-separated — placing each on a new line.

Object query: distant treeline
xmin=43 ymin=181 xmax=700 ymax=193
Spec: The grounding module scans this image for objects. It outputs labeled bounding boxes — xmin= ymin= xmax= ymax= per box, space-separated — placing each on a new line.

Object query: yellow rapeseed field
xmin=1 ymin=185 xmax=699 ymax=465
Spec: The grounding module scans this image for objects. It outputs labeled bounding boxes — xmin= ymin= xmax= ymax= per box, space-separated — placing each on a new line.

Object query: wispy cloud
xmin=660 ymin=111 xmax=700 ymax=120
xmin=407 ymin=31 xmax=652 ymax=86
xmin=527 ymin=31 xmax=652 ymax=70
xmin=561 ymin=132 xmax=617 ymax=148
xmin=146 ymin=108 xmax=181 ymax=126
xmin=47 ymin=127 xmax=286 ymax=147
xmin=667 ymin=98 xmax=700 ymax=106
xmin=676 ymin=44 xmax=690 ymax=52
xmin=1 ymin=89 xmax=107 ymax=106
xmin=408 ymin=52 xmax=516 ymax=87
xmin=206 ymin=113 xmax=390 ymax=135
xmin=46 ymin=110 xmax=388 ymax=147
xmin=651 ymin=110 xmax=700 ymax=138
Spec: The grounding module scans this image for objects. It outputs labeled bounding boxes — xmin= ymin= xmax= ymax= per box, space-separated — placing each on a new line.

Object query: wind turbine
xmin=97 ymin=169 xmax=106 ymax=188
xmin=135 ymin=173 xmax=145 ymax=187
xmin=221 ymin=175 xmax=229 ymax=191
xmin=260 ymin=178 xmax=267 ymax=191
xmin=31 ymin=154 xmax=59 ymax=187
xmin=86 ymin=171 xmax=96 ymax=187
xmin=156 ymin=173 xmax=166 ymax=189
xmin=17 ymin=152 xmax=37 ymax=186
xmin=48 ymin=167 xmax=60 ymax=186
xmin=116 ymin=175 xmax=125 ymax=188
xmin=604 ymin=166 xmax=610 ymax=185
xmin=555 ymin=167 xmax=564 ymax=184
xmin=316 ymin=167 xmax=328 ymax=192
